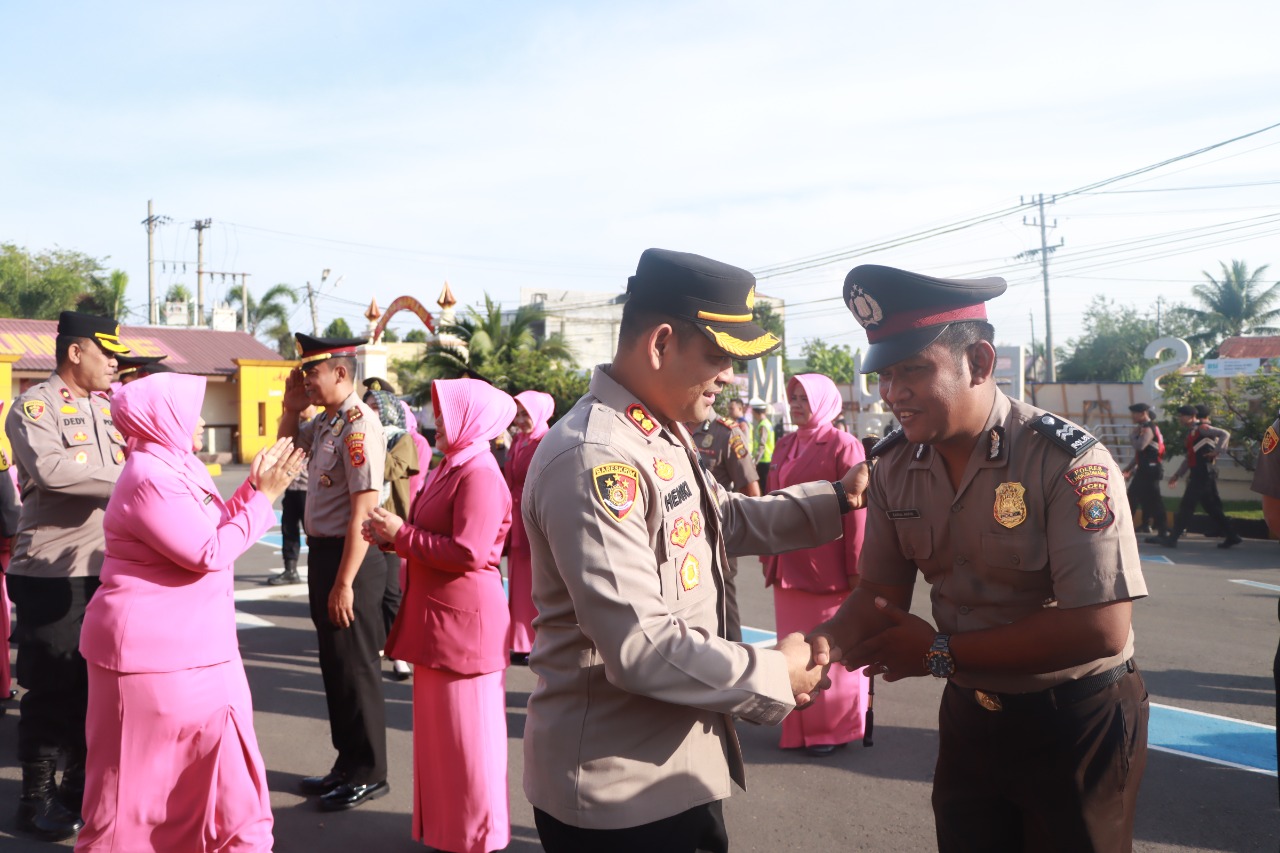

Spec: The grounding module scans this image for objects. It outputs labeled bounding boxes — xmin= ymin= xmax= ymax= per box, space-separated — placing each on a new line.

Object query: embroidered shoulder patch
xmin=0 ymin=449 xmax=9 ymax=471
xmin=593 ymin=462 xmax=640 ymax=521
xmin=626 ymin=404 xmax=656 ymax=436
xmin=729 ymin=433 xmax=748 ymax=459
xmin=22 ymin=400 xmax=46 ymax=421
xmin=1064 ymin=464 xmax=1114 ymax=531
xmin=1262 ymin=424 xmax=1278 ymax=455
xmin=1029 ymin=414 xmax=1097 ymax=457
xmin=869 ymin=428 xmax=905 ymax=458
xmin=345 ymin=431 xmax=366 ymax=467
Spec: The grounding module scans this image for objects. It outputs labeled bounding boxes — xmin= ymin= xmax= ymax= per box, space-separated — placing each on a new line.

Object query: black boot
xmin=268 ymin=559 xmax=302 ymax=586
xmin=17 ymin=759 xmax=84 ymax=841
xmin=59 ymin=754 xmax=86 ymax=818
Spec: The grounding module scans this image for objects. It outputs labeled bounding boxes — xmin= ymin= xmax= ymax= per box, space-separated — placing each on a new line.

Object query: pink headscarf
xmin=113 ymin=372 xmax=211 ymax=489
xmin=514 ymin=390 xmax=555 ymax=442
xmin=788 ymin=373 xmax=843 ymax=432
xmin=432 ymin=378 xmax=516 ymax=473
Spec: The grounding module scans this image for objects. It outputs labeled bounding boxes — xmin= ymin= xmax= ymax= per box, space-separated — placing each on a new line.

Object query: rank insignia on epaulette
xmin=869 ymin=428 xmax=905 ymax=458
xmin=59 ymin=387 xmax=73 ymax=402
xmin=593 ymin=462 xmax=640 ymax=521
xmin=626 ymin=404 xmax=657 ymax=436
xmin=1263 ymin=425 xmax=1278 ymax=455
xmin=1064 ymin=464 xmax=1114 ymax=531
xmin=717 ymin=416 xmax=735 ymax=429
xmin=22 ymin=400 xmax=46 ymax=421
xmin=1029 ymin=414 xmax=1097 ymax=456
xmin=346 ymin=406 xmax=362 ymax=423
xmin=653 ymin=458 xmax=674 ymax=480
xmin=679 ymin=553 xmax=701 ymax=591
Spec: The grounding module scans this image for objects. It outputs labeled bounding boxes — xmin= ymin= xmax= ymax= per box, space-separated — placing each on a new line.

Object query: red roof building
xmin=1217 ymin=336 xmax=1280 ymax=359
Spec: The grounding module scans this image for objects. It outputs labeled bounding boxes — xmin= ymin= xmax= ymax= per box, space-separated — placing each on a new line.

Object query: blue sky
xmin=3 ymin=1 xmax=1279 ymax=358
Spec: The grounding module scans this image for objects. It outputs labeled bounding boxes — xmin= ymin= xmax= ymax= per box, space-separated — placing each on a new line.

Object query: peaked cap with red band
xmin=843 ymin=264 xmax=1007 ymax=374
xmin=295 ymin=332 xmax=367 ymax=366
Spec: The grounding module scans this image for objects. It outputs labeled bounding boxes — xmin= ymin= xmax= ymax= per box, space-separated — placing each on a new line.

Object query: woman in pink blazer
xmin=764 ymin=373 xmax=867 ymax=756
xmin=367 ymin=377 xmax=515 ymax=853
xmin=77 ymin=373 xmax=303 ymax=852
xmin=504 ymin=389 xmax=554 ymax=664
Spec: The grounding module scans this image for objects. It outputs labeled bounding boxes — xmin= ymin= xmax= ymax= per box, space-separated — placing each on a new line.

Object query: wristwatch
xmin=924 ymin=633 xmax=955 ymax=678
xmin=831 ymin=480 xmax=853 ymax=514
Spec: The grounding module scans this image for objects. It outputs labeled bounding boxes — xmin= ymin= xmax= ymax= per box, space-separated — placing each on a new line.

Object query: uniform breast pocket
xmin=62 ymin=428 xmax=93 ymax=448
xmin=979 ymin=533 xmax=1049 ymax=591
xmin=894 ymin=521 xmax=935 ymax=569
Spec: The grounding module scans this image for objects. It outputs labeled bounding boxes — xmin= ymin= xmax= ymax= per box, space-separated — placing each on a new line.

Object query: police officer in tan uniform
xmin=1251 ymin=413 xmax=1280 ymax=805
xmin=689 ymin=415 xmax=760 ymax=642
xmin=811 ymin=265 xmax=1149 ymax=853
xmin=523 ymin=248 xmax=862 ymax=852
xmin=5 ymin=312 xmax=130 ymax=841
xmin=279 ymin=334 xmax=389 ymax=811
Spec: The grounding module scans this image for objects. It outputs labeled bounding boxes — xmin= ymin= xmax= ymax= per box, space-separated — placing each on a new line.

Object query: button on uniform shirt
xmin=294 ymin=391 xmax=384 ymax=537
xmin=860 ymin=393 xmax=1148 ymax=694
xmin=693 ymin=417 xmax=758 ymax=492
xmin=5 ymin=376 xmax=126 ymax=577
xmin=522 ymin=366 xmax=843 ymax=830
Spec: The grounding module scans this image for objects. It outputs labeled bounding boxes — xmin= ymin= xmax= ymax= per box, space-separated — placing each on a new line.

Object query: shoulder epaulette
xmin=716 ymin=416 xmax=736 ymax=429
xmin=1028 ymin=413 xmax=1097 ymax=457
xmin=868 ymin=427 xmax=906 ymax=458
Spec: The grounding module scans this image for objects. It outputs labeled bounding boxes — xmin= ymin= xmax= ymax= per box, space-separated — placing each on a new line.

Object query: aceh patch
xmin=1064 ymin=464 xmax=1114 ymax=531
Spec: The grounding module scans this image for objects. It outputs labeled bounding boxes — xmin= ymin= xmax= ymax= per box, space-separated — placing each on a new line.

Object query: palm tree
xmin=1182 ymin=260 xmax=1280 ymax=353
xmin=420 ymin=294 xmax=575 ymax=390
xmin=79 ymin=269 xmax=131 ymax=319
xmin=227 ymin=282 xmax=300 ymax=337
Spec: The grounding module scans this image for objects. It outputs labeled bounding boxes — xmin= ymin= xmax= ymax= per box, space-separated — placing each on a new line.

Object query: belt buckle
xmin=974 ymin=689 xmax=1003 ymax=712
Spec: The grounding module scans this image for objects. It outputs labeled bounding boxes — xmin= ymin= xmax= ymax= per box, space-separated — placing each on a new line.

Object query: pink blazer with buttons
xmin=384 ymin=452 xmax=512 ymax=675
xmin=81 ymin=455 xmax=277 ymax=673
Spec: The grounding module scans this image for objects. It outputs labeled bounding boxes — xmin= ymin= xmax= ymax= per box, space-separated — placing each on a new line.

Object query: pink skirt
xmin=774 ymin=586 xmax=868 ymax=749
xmin=77 ymin=660 xmax=273 ymax=853
xmin=0 ymin=562 xmax=11 ymax=697
xmin=411 ymin=666 xmax=510 ymax=853
xmin=506 ymin=547 xmax=535 ymax=654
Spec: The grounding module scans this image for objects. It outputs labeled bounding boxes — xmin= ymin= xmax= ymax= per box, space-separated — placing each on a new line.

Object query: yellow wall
xmin=236 ymin=359 xmax=297 ymax=463
xmin=0 ymin=354 xmax=18 ymax=461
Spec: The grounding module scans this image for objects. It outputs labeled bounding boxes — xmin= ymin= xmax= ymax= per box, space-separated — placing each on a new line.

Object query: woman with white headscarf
xmin=365 ymin=377 xmax=516 ymax=853
xmin=764 ymin=373 xmax=868 ymax=756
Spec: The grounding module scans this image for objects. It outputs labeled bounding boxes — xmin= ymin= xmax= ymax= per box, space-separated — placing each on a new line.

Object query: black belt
xmin=965 ymin=659 xmax=1136 ymax=712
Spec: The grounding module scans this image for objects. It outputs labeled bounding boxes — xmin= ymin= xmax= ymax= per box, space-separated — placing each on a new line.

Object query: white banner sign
xmin=1204 ymin=358 xmax=1262 ymax=378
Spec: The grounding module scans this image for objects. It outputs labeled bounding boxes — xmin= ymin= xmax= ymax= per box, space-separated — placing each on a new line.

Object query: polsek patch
xmin=1064 ymin=464 xmax=1114 ymax=531
xmin=593 ymin=462 xmax=640 ymax=522
xmin=345 ymin=432 xmax=366 ymax=467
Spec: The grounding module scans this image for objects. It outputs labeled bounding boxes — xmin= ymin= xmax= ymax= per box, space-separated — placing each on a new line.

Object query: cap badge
xmin=745 ymin=287 xmax=756 ymax=312
xmin=846 ymin=284 xmax=884 ymax=330
xmin=993 ymin=482 xmax=1027 ymax=529
xmin=593 ymin=462 xmax=640 ymax=522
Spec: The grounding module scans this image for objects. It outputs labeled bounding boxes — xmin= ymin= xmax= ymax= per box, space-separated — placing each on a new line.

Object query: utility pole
xmin=1155 ymin=296 xmax=1163 ymax=337
xmin=240 ymin=273 xmax=251 ymax=333
xmin=193 ymin=218 xmax=213 ymax=327
xmin=141 ymin=200 xmax=171 ymax=324
xmin=1029 ymin=310 xmax=1037 ymax=384
xmin=306 ymin=268 xmax=330 ymax=335
xmin=1019 ymin=194 xmax=1063 ymax=382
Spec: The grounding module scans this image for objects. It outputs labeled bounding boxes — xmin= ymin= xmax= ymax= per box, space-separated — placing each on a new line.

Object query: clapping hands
xmin=250 ymin=438 xmax=307 ymax=503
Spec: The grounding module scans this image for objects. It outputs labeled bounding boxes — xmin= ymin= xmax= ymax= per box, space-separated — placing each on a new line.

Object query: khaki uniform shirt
xmin=692 ymin=418 xmax=758 ymax=493
xmin=522 ymin=366 xmax=844 ymax=830
xmin=861 ymin=392 xmax=1147 ymax=694
xmin=1252 ymin=417 xmax=1280 ymax=499
xmin=295 ymin=391 xmax=384 ymax=538
xmin=5 ymin=374 xmax=126 ymax=578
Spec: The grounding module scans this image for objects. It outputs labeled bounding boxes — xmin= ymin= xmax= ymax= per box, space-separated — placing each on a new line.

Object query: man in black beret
xmin=115 ymin=354 xmax=172 ymax=385
xmin=1153 ymin=403 xmax=1241 ymax=548
xmin=811 ymin=264 xmax=1149 ymax=852
xmin=361 ymin=376 xmax=396 ymax=395
xmin=1122 ymin=403 xmax=1167 ymax=536
xmin=5 ymin=312 xmax=130 ymax=840
xmin=523 ymin=248 xmax=859 ymax=851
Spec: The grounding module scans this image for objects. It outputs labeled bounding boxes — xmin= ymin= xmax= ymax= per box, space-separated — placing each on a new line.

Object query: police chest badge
xmin=592 ymin=462 xmax=640 ymax=522
xmin=1064 ymin=464 xmax=1114 ymax=531
xmin=1263 ymin=425 xmax=1279 ymax=455
xmin=22 ymin=400 xmax=46 ymax=421
xmin=700 ymin=433 xmax=715 ymax=449
xmin=993 ymin=482 xmax=1027 ymax=528
xmin=679 ymin=553 xmax=700 ymax=591
xmin=652 ymin=457 xmax=674 ymax=480
xmin=345 ymin=432 xmax=366 ymax=467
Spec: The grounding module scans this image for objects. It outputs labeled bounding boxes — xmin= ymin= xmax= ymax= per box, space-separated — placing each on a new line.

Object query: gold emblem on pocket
xmin=993 ymin=482 xmax=1027 ymax=529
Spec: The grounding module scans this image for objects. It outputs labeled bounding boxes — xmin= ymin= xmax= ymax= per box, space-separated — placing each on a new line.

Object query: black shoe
xmin=1218 ymin=535 xmax=1243 ymax=549
xmin=268 ymin=567 xmax=302 ymax=586
xmin=17 ymin=760 xmax=84 ymax=841
xmin=299 ymin=770 xmax=347 ymax=796
xmin=319 ymin=780 xmax=390 ymax=811
xmin=1144 ymin=535 xmax=1166 ymax=545
xmin=59 ymin=757 xmax=86 ymax=818
xmin=805 ymin=744 xmax=839 ymax=757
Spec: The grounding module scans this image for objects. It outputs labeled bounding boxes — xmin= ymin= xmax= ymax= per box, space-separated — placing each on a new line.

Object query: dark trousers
xmin=933 ymin=667 xmax=1148 ymax=853
xmin=755 ymin=461 xmax=770 ymax=486
xmin=535 ymin=800 xmax=728 ymax=853
xmin=379 ymin=550 xmax=402 ymax=640
xmin=1127 ymin=471 xmax=1165 ymax=532
xmin=306 ymin=537 xmax=388 ymax=785
xmin=722 ymin=556 xmax=741 ymax=643
xmin=1172 ymin=471 xmax=1234 ymax=539
xmin=7 ymin=575 xmax=101 ymax=763
xmin=281 ymin=488 xmax=305 ymax=565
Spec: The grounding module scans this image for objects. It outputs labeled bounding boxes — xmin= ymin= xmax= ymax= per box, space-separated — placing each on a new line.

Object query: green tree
xmin=227 ymin=282 xmax=299 ymax=339
xmin=323 ymin=317 xmax=354 ymax=338
xmin=732 ymin=301 xmax=786 ymax=373
xmin=1056 ymin=297 xmax=1201 ymax=382
xmin=77 ymin=269 xmax=131 ymax=319
xmin=0 ymin=243 xmax=107 ymax=319
xmin=1180 ymin=260 xmax=1280 ymax=355
xmin=165 ymin=283 xmax=192 ymax=303
xmin=403 ymin=328 xmax=428 ymax=343
xmin=381 ymin=327 xmax=400 ymax=343
xmin=1158 ymin=371 xmax=1280 ymax=471
xmin=799 ymin=338 xmax=856 ymax=383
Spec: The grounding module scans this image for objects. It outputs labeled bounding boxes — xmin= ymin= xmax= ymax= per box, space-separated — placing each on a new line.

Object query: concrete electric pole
xmin=1018 ymin=194 xmax=1063 ymax=382
xmin=193 ymin=218 xmax=213 ymax=327
xmin=141 ymin=200 xmax=171 ymax=325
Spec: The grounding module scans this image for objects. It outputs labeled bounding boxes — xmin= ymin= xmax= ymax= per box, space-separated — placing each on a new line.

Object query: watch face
xmin=926 ymin=650 xmax=954 ymax=678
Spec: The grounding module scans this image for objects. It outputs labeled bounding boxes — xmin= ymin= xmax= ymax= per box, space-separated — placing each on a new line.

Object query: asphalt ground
xmin=1 ymin=465 xmax=1277 ymax=851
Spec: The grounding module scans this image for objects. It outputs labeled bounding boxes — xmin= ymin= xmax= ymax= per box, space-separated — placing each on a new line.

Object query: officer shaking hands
xmin=810 ymin=265 xmax=1149 ymax=853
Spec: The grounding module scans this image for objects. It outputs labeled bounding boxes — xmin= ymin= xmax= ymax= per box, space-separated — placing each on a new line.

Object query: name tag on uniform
xmin=886 ymin=509 xmax=921 ymax=520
